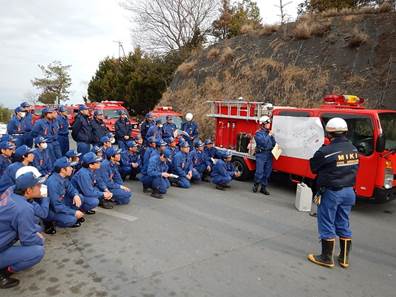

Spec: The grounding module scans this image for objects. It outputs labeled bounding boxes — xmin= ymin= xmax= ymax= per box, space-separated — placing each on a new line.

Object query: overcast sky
xmin=0 ymin=0 xmax=299 ymax=109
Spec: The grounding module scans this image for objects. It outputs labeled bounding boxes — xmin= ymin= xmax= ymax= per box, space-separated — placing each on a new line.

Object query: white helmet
xmin=325 ymin=118 xmax=348 ymax=133
xmin=185 ymin=113 xmax=193 ymax=121
xmin=15 ymin=166 xmax=42 ymax=179
xmin=15 ymin=166 xmax=48 ymax=197
xmin=259 ymin=116 xmax=271 ymax=124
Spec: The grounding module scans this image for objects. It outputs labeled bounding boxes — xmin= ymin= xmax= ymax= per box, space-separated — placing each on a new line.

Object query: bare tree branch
xmin=122 ymin=0 xmax=220 ymax=52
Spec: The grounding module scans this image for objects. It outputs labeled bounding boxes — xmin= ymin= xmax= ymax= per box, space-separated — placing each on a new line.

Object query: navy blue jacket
xmin=72 ymin=114 xmax=92 ymax=143
xmin=162 ymin=123 xmax=177 ymax=140
xmin=140 ymin=120 xmax=154 ymax=140
xmin=0 ymin=154 xmax=12 ymax=176
xmin=91 ymin=118 xmax=109 ymax=144
xmin=190 ymin=149 xmax=211 ymax=169
xmin=141 ymin=147 xmax=158 ymax=175
xmin=120 ymin=150 xmax=141 ymax=169
xmin=56 ymin=114 xmax=69 ymax=136
xmin=115 ymin=118 xmax=132 ymax=141
xmin=172 ymin=151 xmax=192 ymax=178
xmin=254 ymin=129 xmax=276 ymax=152
xmin=99 ymin=159 xmax=124 ymax=190
xmin=46 ymin=173 xmax=78 ymax=216
xmin=146 ymin=125 xmax=163 ymax=142
xmin=181 ymin=121 xmax=198 ymax=139
xmin=71 ymin=167 xmax=104 ymax=198
xmin=0 ymin=191 xmax=44 ymax=252
xmin=33 ymin=148 xmax=52 ymax=176
xmin=211 ymin=159 xmax=234 ymax=179
xmin=310 ymin=136 xmax=359 ymax=188
xmin=32 ymin=118 xmax=59 ymax=143
xmin=204 ymin=147 xmax=220 ymax=161
xmin=7 ymin=115 xmax=25 ymax=136
xmin=23 ymin=112 xmax=33 ymax=133
xmin=148 ymin=155 xmax=168 ymax=177
xmin=0 ymin=162 xmax=24 ymax=194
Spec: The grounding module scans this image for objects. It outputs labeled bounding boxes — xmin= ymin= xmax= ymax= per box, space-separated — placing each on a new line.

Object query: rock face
xmin=160 ymin=12 xmax=396 ymax=137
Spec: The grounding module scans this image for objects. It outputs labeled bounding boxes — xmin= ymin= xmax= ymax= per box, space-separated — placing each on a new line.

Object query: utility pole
xmin=113 ymin=40 xmax=126 ymax=59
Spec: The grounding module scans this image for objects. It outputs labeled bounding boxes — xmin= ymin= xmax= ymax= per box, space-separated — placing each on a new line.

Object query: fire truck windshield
xmin=157 ymin=115 xmax=183 ymax=129
xmin=102 ymin=109 xmax=128 ymax=119
xmin=379 ymin=113 xmax=396 ymax=150
xmin=321 ymin=113 xmax=374 ymax=156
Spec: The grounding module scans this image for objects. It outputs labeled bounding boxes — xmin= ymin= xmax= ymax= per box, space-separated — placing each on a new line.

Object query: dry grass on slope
xmin=176 ymin=61 xmax=197 ymax=77
xmin=161 ymin=57 xmax=331 ymax=137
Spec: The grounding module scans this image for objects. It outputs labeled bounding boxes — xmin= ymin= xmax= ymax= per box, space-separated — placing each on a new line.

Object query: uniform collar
xmin=331 ymin=136 xmax=349 ymax=144
xmin=54 ymin=172 xmax=65 ymax=180
xmin=11 ymin=192 xmax=29 ymax=204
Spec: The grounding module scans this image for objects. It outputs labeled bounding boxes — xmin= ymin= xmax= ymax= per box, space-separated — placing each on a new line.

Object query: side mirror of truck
xmin=376 ymin=134 xmax=386 ymax=153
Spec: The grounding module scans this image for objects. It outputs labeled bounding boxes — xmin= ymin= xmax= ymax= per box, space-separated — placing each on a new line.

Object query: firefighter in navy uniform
xmin=71 ymin=105 xmax=93 ymax=155
xmin=91 ymin=110 xmax=109 ymax=146
xmin=181 ymin=113 xmax=198 ymax=146
xmin=140 ymin=112 xmax=154 ymax=144
xmin=307 ymin=118 xmax=359 ymax=269
xmin=252 ymin=116 xmax=276 ymax=195
xmin=56 ymin=105 xmax=70 ymax=155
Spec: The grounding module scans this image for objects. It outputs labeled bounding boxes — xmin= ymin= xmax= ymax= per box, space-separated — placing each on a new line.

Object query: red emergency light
xmin=323 ymin=95 xmax=365 ymax=106
xmin=155 ymin=106 xmax=173 ymax=111
xmin=101 ymin=100 xmax=124 ymax=105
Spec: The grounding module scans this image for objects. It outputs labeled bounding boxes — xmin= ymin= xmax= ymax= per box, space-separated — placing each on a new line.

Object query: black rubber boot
xmin=260 ymin=186 xmax=270 ymax=195
xmin=216 ymin=185 xmax=226 ymax=191
xmin=100 ymin=200 xmax=114 ymax=209
xmin=307 ymin=239 xmax=335 ymax=268
xmin=44 ymin=221 xmax=57 ymax=235
xmin=202 ymin=175 xmax=210 ymax=182
xmin=338 ymin=238 xmax=352 ymax=268
xmin=0 ymin=268 xmax=19 ymax=289
xmin=71 ymin=221 xmax=81 ymax=228
xmin=252 ymin=183 xmax=259 ymax=193
xmin=85 ymin=210 xmax=96 ymax=215
xmin=151 ymin=191 xmax=164 ymax=199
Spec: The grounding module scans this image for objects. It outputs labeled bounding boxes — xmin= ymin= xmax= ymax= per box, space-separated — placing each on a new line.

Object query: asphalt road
xmin=5 ymin=175 xmax=396 ymax=297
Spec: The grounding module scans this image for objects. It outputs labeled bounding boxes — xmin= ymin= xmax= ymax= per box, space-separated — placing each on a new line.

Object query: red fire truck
xmin=208 ymin=95 xmax=396 ymax=202
xmin=86 ymin=101 xmax=139 ymax=133
xmin=151 ymin=106 xmax=183 ymax=128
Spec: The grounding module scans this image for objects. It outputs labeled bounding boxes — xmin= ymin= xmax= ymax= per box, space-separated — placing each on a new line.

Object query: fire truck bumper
xmin=373 ymin=187 xmax=396 ymax=203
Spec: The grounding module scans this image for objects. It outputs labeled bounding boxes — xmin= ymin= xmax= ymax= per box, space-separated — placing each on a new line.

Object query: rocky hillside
xmin=160 ymin=10 xmax=396 ymax=137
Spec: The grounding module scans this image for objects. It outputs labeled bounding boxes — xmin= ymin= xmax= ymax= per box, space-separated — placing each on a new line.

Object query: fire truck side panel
xmin=273 ymin=156 xmax=316 ymax=179
xmin=243 ymin=157 xmax=256 ymax=171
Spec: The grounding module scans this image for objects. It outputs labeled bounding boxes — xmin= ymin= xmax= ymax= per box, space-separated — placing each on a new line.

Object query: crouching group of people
xmin=138 ymin=136 xmax=241 ymax=199
xmin=0 ymin=145 xmax=133 ymax=289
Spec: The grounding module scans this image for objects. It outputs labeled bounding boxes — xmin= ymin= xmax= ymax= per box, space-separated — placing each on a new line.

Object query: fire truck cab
xmin=208 ymin=95 xmax=396 ymax=202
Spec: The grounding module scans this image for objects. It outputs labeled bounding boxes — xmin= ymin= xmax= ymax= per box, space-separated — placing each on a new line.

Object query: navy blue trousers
xmin=254 ymin=152 xmax=273 ymax=186
xmin=317 ymin=187 xmax=355 ymax=239
xmin=0 ymin=245 xmax=45 ymax=272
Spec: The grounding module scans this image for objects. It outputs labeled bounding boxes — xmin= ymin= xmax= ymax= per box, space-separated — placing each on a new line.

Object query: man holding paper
xmin=252 ymin=116 xmax=276 ymax=195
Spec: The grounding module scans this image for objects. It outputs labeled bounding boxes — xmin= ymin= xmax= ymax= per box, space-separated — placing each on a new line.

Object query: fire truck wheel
xmin=232 ymin=157 xmax=252 ymax=181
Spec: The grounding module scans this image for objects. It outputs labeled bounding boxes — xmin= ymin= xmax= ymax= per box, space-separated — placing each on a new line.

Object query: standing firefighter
xmin=181 ymin=113 xmax=198 ymax=146
xmin=115 ymin=111 xmax=132 ymax=151
xmin=307 ymin=118 xmax=359 ymax=269
xmin=57 ymin=105 xmax=70 ymax=155
xmin=252 ymin=116 xmax=275 ymax=195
